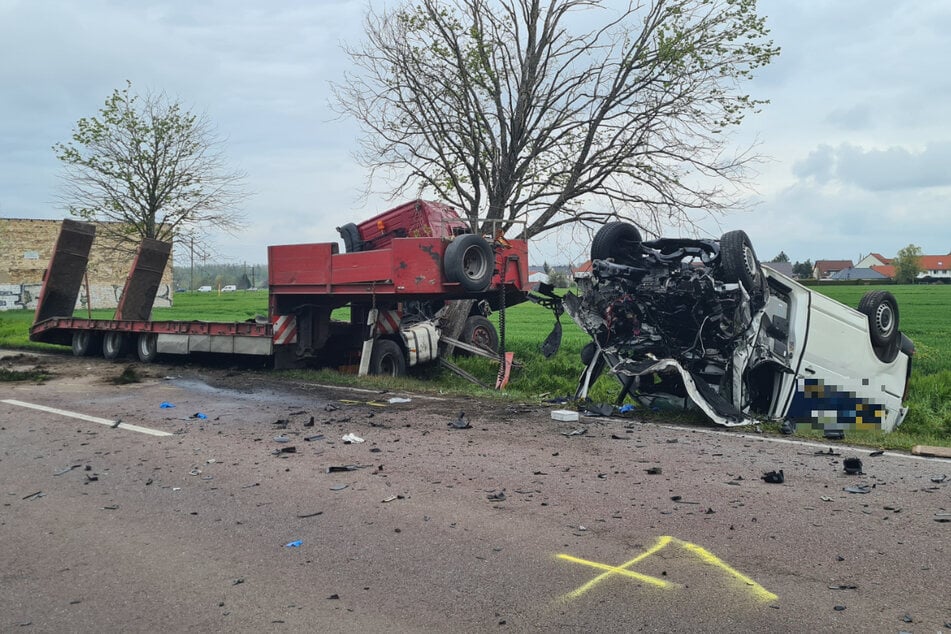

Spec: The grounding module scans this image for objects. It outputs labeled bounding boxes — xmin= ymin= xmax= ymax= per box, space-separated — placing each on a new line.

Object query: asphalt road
xmin=1 ymin=352 xmax=949 ymax=632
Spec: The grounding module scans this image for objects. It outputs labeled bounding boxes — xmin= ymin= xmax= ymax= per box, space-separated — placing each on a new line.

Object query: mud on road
xmin=2 ymin=350 xmax=949 ymax=632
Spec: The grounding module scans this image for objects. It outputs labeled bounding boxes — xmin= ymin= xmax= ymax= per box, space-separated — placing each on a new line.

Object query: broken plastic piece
xmin=448 ymin=412 xmax=471 ymax=429
xmin=551 ymin=409 xmax=579 ymax=422
xmin=326 ymin=465 xmax=360 ymax=473
xmin=618 ymin=404 xmax=635 ymax=414
xmin=561 ymin=427 xmax=587 ymax=437
xmin=843 ymin=458 xmax=863 ymax=474
xmin=284 ymin=540 xmax=303 ymax=548
xmin=387 ymin=397 xmax=411 ymax=404
xmin=342 ymin=433 xmax=365 ymax=444
xmin=273 ymin=435 xmax=290 ymax=443
xmin=761 ymin=470 xmax=784 ymax=484
xmin=160 ymin=401 xmax=175 ymax=409
xmin=843 ymin=485 xmax=871 ymax=494
xmin=645 ymin=467 xmax=662 ymax=475
xmin=486 ymin=491 xmax=506 ymax=501
xmin=191 ymin=412 xmax=208 ymax=420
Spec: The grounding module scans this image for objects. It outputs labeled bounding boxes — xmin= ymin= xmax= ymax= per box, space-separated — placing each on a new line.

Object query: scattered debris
xmin=342 ymin=433 xmax=364 ymax=444
xmin=824 ymin=430 xmax=845 ymax=440
xmin=327 ymin=594 xmax=340 ymax=600
xmin=273 ymin=435 xmax=290 ymax=443
xmin=780 ymin=421 xmax=793 ymax=435
xmin=843 ymin=485 xmax=871 ymax=494
xmin=645 ymin=467 xmax=662 ymax=475
xmin=22 ymin=491 xmax=45 ymax=501
xmin=54 ymin=465 xmax=81 ymax=476
xmin=581 ymin=403 xmax=614 ymax=417
xmin=388 ymin=397 xmax=411 ymax=404
xmin=191 ymin=412 xmax=208 ymax=420
xmin=303 ymin=434 xmax=324 ymax=442
xmin=833 ymin=605 xmax=847 ymax=611
xmin=618 ymin=404 xmax=635 ymax=414
xmin=869 ymin=450 xmax=885 ymax=457
xmin=843 ymin=458 xmax=863 ymax=475
xmin=326 ymin=465 xmax=362 ymax=473
xmin=329 ymin=484 xmax=348 ymax=491
xmin=284 ymin=540 xmax=303 ymax=548
xmin=828 ymin=584 xmax=857 ymax=590
xmin=160 ymin=401 xmax=175 ymax=409
xmin=934 ymin=513 xmax=951 ymax=523
xmin=912 ymin=445 xmax=951 ymax=459
xmin=761 ymin=470 xmax=784 ymax=484
xmin=272 ymin=419 xmax=289 ymax=429
xmin=303 ymin=416 xmax=315 ymax=427
xmin=102 ymin=504 xmax=119 ymax=510
xmin=232 ymin=578 xmax=245 ymax=586
xmin=930 ymin=474 xmax=947 ymax=483
xmin=111 ymin=419 xmax=122 ymax=429
xmin=297 ymin=511 xmax=323 ymax=518
xmin=816 ymin=448 xmax=841 ymax=456
xmin=562 ymin=427 xmax=587 ymax=437
xmin=382 ymin=495 xmax=405 ymax=503
xmin=551 ymin=409 xmax=579 ymax=422
xmin=448 ymin=412 xmax=471 ymax=429
xmin=487 ymin=490 xmax=506 ymax=501
xmin=271 ymin=446 xmax=297 ymax=455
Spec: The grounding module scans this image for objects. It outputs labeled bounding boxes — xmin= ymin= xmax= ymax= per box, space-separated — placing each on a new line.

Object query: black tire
xmin=137 ymin=333 xmax=158 ymax=363
xmin=460 ymin=315 xmax=499 ymax=355
xmin=71 ymin=330 xmax=100 ymax=357
xmin=580 ymin=341 xmax=597 ymax=365
xmin=858 ymin=290 xmax=899 ymax=349
xmin=591 ymin=222 xmax=643 ymax=265
xmin=719 ymin=230 xmax=759 ymax=291
xmin=369 ymin=338 xmax=406 ymax=377
xmin=337 ymin=223 xmax=363 ymax=253
xmin=444 ymin=234 xmax=494 ymax=292
xmin=102 ymin=332 xmax=126 ymax=360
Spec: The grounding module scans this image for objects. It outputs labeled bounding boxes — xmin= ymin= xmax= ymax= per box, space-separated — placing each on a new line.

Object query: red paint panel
xmin=268 ymin=243 xmax=335 ymax=287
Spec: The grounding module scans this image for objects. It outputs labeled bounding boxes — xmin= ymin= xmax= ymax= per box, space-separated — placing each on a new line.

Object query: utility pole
xmin=190 ymin=235 xmax=195 ymax=291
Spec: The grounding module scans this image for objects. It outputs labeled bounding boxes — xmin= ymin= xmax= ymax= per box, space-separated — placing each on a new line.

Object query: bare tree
xmin=54 ymin=81 xmax=247 ymax=253
xmin=335 ymin=0 xmax=779 ymax=239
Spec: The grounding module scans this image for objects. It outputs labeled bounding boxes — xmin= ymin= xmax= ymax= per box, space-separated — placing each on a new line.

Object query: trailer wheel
xmin=719 ymin=230 xmax=760 ymax=292
xmin=858 ymin=290 xmax=900 ymax=349
xmin=591 ymin=222 xmax=643 ymax=265
xmin=137 ymin=333 xmax=158 ymax=363
xmin=369 ymin=338 xmax=407 ymax=377
xmin=444 ymin=234 xmax=494 ymax=292
xmin=460 ymin=315 xmax=499 ymax=355
xmin=102 ymin=332 xmax=127 ymax=360
xmin=71 ymin=330 xmax=100 ymax=357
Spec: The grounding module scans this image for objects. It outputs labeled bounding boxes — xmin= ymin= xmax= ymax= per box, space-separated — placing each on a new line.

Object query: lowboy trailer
xmin=30 ymin=200 xmax=529 ymax=379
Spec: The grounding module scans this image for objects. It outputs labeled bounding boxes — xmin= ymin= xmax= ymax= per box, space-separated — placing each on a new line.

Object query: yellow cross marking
xmin=558 ymin=536 xmax=777 ymax=602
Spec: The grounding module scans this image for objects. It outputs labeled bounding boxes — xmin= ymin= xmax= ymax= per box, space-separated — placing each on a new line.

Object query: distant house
xmin=828 ymin=267 xmax=888 ymax=281
xmin=856 ymin=253 xmax=891 ymax=268
xmin=918 ymin=253 xmax=951 ymax=282
xmin=763 ymin=261 xmax=794 ymax=278
xmin=528 ymin=271 xmax=550 ymax=285
xmin=871 ymin=264 xmax=896 ymax=279
xmin=571 ymin=260 xmax=593 ymax=278
xmin=812 ymin=259 xmax=854 ymax=280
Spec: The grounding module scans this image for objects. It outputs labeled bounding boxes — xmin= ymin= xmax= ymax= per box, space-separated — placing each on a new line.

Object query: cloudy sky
xmin=2 ymin=0 xmax=950 ymax=268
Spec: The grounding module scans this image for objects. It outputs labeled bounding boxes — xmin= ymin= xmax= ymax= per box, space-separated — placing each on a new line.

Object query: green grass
xmin=2 ymin=286 xmax=949 ymax=447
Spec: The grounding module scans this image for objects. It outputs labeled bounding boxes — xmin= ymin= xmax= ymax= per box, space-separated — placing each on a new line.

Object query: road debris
xmin=342 ymin=433 xmax=365 ymax=444
xmin=284 ymin=540 xmax=303 ymax=548
xmin=190 ymin=412 xmax=207 ymax=420
xmin=761 ymin=470 xmax=784 ymax=484
xmin=448 ymin=412 xmax=471 ymax=429
xmin=273 ymin=435 xmax=290 ymax=443
xmin=551 ymin=409 xmax=579 ymax=422
xmin=160 ymin=401 xmax=175 ymax=409
xmin=303 ymin=434 xmax=324 ymax=442
xmin=382 ymin=495 xmax=405 ymax=503
xmin=271 ymin=446 xmax=297 ymax=455
xmin=296 ymin=511 xmax=323 ymax=518
xmin=843 ymin=458 xmax=863 ymax=475
xmin=329 ymin=484 xmax=348 ymax=491
xmin=22 ymin=491 xmax=45 ymax=501
xmin=388 ymin=397 xmax=411 ymax=404
xmin=645 ymin=467 xmax=662 ymax=475
xmin=930 ymin=474 xmax=947 ymax=483
xmin=562 ymin=427 xmax=587 ymax=437
xmin=326 ymin=465 xmax=363 ymax=473
xmin=54 ymin=465 xmax=81 ymax=476
xmin=486 ymin=490 xmax=506 ymax=501
xmin=843 ymin=485 xmax=871 ymax=494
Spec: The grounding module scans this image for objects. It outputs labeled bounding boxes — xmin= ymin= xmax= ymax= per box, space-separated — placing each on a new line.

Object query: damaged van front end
xmin=565 ymin=223 xmax=913 ymax=432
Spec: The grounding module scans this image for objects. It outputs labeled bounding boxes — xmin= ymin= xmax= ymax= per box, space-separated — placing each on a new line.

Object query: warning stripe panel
xmin=375 ymin=309 xmax=402 ymax=335
xmin=273 ymin=314 xmax=298 ymax=345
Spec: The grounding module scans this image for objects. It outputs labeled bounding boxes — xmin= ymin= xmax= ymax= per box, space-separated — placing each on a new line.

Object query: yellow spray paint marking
xmin=558 ymin=536 xmax=777 ymax=603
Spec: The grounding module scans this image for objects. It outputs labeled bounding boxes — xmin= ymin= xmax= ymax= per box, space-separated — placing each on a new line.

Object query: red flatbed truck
xmin=29 ymin=200 xmax=529 ymax=378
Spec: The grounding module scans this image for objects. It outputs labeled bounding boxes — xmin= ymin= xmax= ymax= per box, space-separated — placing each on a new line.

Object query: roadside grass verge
xmin=1 ymin=286 xmax=948 ymax=447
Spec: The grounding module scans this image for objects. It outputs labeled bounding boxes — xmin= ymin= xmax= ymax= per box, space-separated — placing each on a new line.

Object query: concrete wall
xmin=0 ymin=218 xmax=173 ymax=312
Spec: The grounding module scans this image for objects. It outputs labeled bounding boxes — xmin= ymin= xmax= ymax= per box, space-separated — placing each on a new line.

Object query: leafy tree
xmin=335 ymin=0 xmax=779 ymax=239
xmin=54 ymin=81 xmax=246 ymax=253
xmin=791 ymin=260 xmax=812 ymax=278
xmin=770 ymin=251 xmax=789 ymax=263
xmin=893 ymin=244 xmax=922 ymax=284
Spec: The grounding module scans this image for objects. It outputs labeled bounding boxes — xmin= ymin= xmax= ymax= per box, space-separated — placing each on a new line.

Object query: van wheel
xmin=460 ymin=316 xmax=499 ymax=355
xmin=859 ymin=290 xmax=899 ymax=349
xmin=369 ymin=338 xmax=406 ymax=377
xmin=71 ymin=330 xmax=100 ymax=357
xmin=444 ymin=234 xmax=494 ymax=292
xmin=719 ymin=230 xmax=760 ymax=291
xmin=591 ymin=222 xmax=643 ymax=265
xmin=102 ymin=332 xmax=127 ymax=360
xmin=137 ymin=333 xmax=158 ymax=363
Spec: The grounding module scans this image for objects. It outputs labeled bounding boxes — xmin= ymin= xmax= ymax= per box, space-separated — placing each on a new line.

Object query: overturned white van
xmin=565 ymin=223 xmax=914 ymax=432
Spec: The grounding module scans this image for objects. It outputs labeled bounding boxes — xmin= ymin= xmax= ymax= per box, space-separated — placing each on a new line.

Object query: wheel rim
xmin=104 ymin=333 xmax=121 ymax=356
xmin=875 ymin=303 xmax=895 ymax=338
xmin=74 ymin=331 xmax=89 ymax=353
xmin=379 ymin=353 xmax=398 ymax=376
xmin=462 ymin=245 xmax=489 ymax=281
xmin=471 ymin=325 xmax=493 ymax=350
xmin=139 ymin=334 xmax=155 ymax=359
xmin=742 ymin=245 xmax=757 ymax=278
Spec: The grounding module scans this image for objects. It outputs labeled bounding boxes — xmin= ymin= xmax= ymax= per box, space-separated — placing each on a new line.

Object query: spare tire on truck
xmin=591 ymin=222 xmax=643 ymax=265
xmin=459 ymin=315 xmax=499 ymax=355
xmin=444 ymin=234 xmax=494 ymax=292
xmin=719 ymin=230 xmax=760 ymax=292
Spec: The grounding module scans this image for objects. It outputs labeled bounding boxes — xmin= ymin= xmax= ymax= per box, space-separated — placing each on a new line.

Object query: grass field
xmin=2 ymin=284 xmax=949 ymax=448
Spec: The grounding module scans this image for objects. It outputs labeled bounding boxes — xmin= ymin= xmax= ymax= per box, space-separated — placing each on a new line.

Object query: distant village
xmin=528 ymin=249 xmax=951 ymax=287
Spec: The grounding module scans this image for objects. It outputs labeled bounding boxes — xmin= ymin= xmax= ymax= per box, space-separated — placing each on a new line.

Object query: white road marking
xmin=2 ymin=399 xmax=173 ymax=437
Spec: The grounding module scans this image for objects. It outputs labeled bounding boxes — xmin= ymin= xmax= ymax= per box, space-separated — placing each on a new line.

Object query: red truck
xmin=29 ymin=200 xmax=529 ymax=378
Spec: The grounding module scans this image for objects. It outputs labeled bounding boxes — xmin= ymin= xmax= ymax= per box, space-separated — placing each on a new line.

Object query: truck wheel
xmin=369 ymin=338 xmax=406 ymax=377
xmin=337 ymin=223 xmax=363 ymax=253
xmin=444 ymin=234 xmax=494 ymax=292
xmin=859 ymin=290 xmax=899 ymax=349
xmin=591 ymin=222 xmax=643 ymax=265
xmin=71 ymin=330 xmax=100 ymax=357
xmin=460 ymin=316 xmax=499 ymax=355
xmin=102 ymin=332 xmax=126 ymax=360
xmin=137 ymin=333 xmax=158 ymax=363
xmin=719 ymin=230 xmax=759 ymax=291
